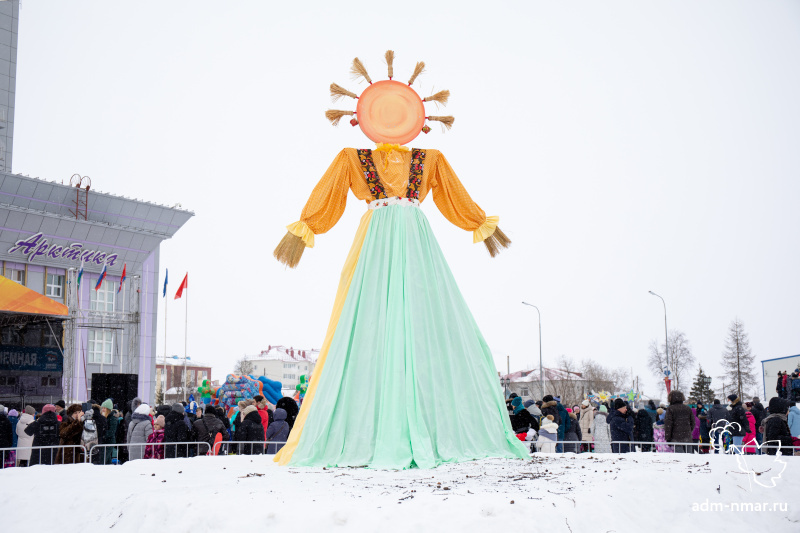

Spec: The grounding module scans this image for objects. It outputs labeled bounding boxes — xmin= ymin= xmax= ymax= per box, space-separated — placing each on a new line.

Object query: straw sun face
xmin=326 ymin=51 xmax=454 ymax=145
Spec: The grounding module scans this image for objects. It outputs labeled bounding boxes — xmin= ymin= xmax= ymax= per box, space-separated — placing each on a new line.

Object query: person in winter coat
xmin=0 ymin=405 xmax=13 ymax=468
xmin=663 ymin=390 xmax=695 ymax=453
xmin=235 ymin=405 xmax=265 ymax=455
xmin=266 ymin=408 xmax=291 ymax=454
xmin=696 ymin=403 xmax=710 ymax=453
xmin=194 ymin=404 xmax=227 ymax=453
xmin=555 ymin=398 xmax=569 ymax=452
xmin=708 ymin=399 xmax=729 ymax=430
xmin=276 ymin=397 xmax=299 ymax=429
xmin=25 ymin=404 xmax=60 ymax=465
xmin=536 ymin=414 xmax=559 ymax=453
xmin=144 ymin=415 xmax=166 ymax=460
xmin=579 ymin=400 xmax=594 ymax=451
xmin=644 ymin=400 xmax=658 ymax=425
xmin=787 ymin=403 xmax=800 ymax=439
xmin=725 ymin=395 xmax=748 ymax=452
xmin=8 ymin=409 xmax=19 ymax=448
xmin=100 ymin=399 xmax=121 ymax=464
xmin=15 ymin=406 xmax=35 ymax=466
xmin=55 ymin=404 xmax=85 ymax=464
xmin=634 ymin=407 xmax=654 ymax=452
xmin=164 ymin=403 xmax=190 ymax=458
xmin=127 ymin=403 xmax=154 ymax=460
xmin=540 ymin=396 xmax=560 ymax=426
xmin=607 ymin=399 xmax=634 ymax=453
xmin=509 ymin=397 xmax=537 ymax=435
xmin=525 ymin=399 xmax=542 ymax=420
xmin=743 ymin=403 xmax=757 ymax=454
xmin=761 ymin=397 xmax=793 ymax=455
xmin=254 ymin=395 xmax=271 ymax=438
xmin=563 ymin=411 xmax=582 ymax=453
xmin=653 ymin=409 xmax=672 ymax=453
xmin=591 ymin=406 xmax=612 ymax=453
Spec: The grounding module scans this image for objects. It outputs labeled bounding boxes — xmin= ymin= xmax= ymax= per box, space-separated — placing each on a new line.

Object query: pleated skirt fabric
xmin=288 ymin=205 xmax=530 ymax=469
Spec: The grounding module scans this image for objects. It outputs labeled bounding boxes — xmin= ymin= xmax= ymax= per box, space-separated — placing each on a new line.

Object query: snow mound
xmin=1 ymin=453 xmax=798 ymax=531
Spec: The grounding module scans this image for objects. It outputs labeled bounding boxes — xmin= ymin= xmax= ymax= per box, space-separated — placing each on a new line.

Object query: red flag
xmin=174 ymin=273 xmax=188 ymax=299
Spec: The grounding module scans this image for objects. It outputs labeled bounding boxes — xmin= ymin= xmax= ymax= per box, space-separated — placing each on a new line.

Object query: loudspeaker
xmin=91 ymin=373 xmax=138 ymax=410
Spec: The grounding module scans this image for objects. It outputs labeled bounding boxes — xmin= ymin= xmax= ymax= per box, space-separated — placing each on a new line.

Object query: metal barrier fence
xmin=88 ymin=442 xmax=212 ymax=465
xmin=215 ymin=440 xmax=289 ymax=456
xmin=1 ymin=445 xmax=88 ymax=467
xmin=610 ymin=440 xmax=800 ymax=455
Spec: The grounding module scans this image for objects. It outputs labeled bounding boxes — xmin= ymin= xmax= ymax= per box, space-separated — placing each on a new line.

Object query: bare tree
xmin=648 ymin=329 xmax=696 ymax=393
xmin=720 ymin=318 xmax=757 ymax=400
xmin=234 ymin=356 xmax=255 ymax=376
xmin=581 ymin=359 xmax=630 ymax=393
xmin=548 ymin=355 xmax=587 ymax=407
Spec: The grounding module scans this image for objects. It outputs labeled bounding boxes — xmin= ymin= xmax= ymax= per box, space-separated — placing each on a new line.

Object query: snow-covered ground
xmin=2 ymin=452 xmax=799 ymax=531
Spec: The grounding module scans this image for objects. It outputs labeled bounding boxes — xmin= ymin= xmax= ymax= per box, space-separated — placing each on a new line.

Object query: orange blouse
xmin=287 ymin=147 xmax=499 ymax=247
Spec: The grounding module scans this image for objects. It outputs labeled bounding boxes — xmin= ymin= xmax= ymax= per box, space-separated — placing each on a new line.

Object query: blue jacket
xmin=556 ymin=402 xmax=569 ymax=438
xmin=788 ymin=405 xmax=800 ymax=437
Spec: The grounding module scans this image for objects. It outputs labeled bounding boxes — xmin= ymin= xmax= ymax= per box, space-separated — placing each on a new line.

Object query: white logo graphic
xmin=709 ymin=421 xmax=787 ymax=490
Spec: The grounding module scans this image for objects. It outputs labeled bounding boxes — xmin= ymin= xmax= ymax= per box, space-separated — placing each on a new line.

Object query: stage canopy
xmin=0 ymin=275 xmax=68 ymax=316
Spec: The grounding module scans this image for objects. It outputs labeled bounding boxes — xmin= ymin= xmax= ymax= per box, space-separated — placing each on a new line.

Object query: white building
xmin=246 ymin=345 xmax=319 ymax=391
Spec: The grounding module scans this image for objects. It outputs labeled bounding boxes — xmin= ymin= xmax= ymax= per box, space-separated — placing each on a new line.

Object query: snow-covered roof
xmin=157 ymin=358 xmax=211 ymax=368
xmin=501 ymin=367 xmax=586 ymax=383
xmin=248 ymin=345 xmax=319 ymax=363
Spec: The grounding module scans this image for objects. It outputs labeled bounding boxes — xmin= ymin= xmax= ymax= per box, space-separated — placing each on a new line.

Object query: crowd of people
xmin=506 ymin=391 xmax=800 ymax=456
xmin=2 ymin=387 xmax=799 ymax=468
xmin=0 ymin=394 xmax=297 ymax=468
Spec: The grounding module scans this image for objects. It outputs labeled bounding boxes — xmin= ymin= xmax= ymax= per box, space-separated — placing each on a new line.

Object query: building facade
xmin=0 ymin=173 xmax=192 ymax=404
xmin=155 ymin=357 xmax=212 ymax=404
xmin=246 ymin=345 xmax=319 ymax=392
xmin=0 ymin=1 xmax=18 ymax=173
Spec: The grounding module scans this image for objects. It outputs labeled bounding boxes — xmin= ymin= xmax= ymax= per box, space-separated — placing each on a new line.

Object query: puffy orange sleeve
xmin=430 ymin=152 xmax=510 ymax=257
xmin=274 ymin=149 xmax=355 ymax=267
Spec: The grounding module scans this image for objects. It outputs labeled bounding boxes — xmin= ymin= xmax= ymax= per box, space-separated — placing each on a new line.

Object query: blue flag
xmin=163 ymin=268 xmax=168 ymax=297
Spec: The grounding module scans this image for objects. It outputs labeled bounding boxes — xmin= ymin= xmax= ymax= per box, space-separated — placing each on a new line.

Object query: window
xmin=88 ymin=329 xmax=114 ymax=364
xmin=6 ymin=268 xmax=24 ymax=284
xmin=521 ymin=387 xmax=529 ymax=397
xmin=90 ymin=280 xmax=117 ymax=312
xmin=283 ymin=373 xmax=296 ymax=380
xmin=46 ymin=273 xmax=64 ymax=298
xmin=284 ymin=363 xmax=297 ymax=369
xmin=41 ymin=376 xmax=58 ymax=387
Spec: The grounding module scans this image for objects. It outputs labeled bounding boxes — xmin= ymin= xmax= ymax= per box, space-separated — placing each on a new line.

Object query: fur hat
xmin=25 ymin=405 xmax=35 ymax=416
xmin=135 ymin=403 xmax=151 ymax=415
xmin=242 ymin=405 xmax=258 ymax=418
xmin=667 ymin=390 xmax=686 ymax=404
xmin=542 ymin=395 xmax=554 ymax=403
xmin=55 ymin=400 xmax=66 ymax=409
xmin=237 ymin=401 xmax=247 ymax=411
xmin=545 ymin=414 xmax=555 ymax=421
xmin=154 ymin=415 xmax=166 ymax=428
xmin=656 ymin=407 xmax=664 ymax=415
xmin=727 ymin=394 xmax=738 ymax=403
xmin=599 ymin=405 xmax=608 ymax=413
xmin=66 ymin=404 xmax=83 ymax=417
xmin=101 ymin=399 xmax=114 ymax=410
xmin=613 ymin=398 xmax=627 ymax=410
xmin=42 ymin=404 xmax=56 ymax=414
xmin=171 ymin=403 xmax=185 ymax=414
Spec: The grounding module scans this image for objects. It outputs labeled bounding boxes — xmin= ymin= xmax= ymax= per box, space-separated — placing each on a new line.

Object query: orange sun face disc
xmin=356 ymin=80 xmax=425 ymax=145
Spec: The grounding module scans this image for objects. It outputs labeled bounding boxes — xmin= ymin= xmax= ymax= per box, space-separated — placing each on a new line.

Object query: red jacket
xmin=256 ymin=406 xmax=270 ymax=438
xmin=743 ymin=411 xmax=757 ymax=453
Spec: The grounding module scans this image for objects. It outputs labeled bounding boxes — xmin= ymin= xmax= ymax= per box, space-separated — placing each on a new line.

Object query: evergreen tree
xmin=720 ymin=318 xmax=757 ymax=399
xmin=689 ymin=366 xmax=715 ymax=405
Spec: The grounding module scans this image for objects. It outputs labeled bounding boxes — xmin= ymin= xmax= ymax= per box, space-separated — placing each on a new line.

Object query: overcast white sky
xmin=12 ymin=1 xmax=800 ymax=400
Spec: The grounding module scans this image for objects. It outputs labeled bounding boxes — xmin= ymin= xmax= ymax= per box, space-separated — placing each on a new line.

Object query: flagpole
xmin=183 ymin=286 xmax=188 ymax=402
xmin=163 ymin=287 xmax=168 ymax=401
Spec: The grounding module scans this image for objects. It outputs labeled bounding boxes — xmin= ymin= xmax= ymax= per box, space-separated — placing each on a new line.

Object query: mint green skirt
xmin=289 ymin=204 xmax=530 ymax=469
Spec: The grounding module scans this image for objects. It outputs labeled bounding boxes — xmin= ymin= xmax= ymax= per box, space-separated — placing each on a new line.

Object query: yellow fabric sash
xmin=274 ymin=210 xmax=374 ymax=465
xmin=287 ymin=221 xmax=315 ymax=248
xmin=472 ymin=215 xmax=499 ymax=243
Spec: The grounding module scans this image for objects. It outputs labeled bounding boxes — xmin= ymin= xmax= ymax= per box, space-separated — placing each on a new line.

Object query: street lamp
xmin=521 ymin=302 xmax=544 ymax=399
xmin=172 ymin=355 xmax=191 ymax=402
xmin=648 ymin=291 xmax=669 ymax=387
